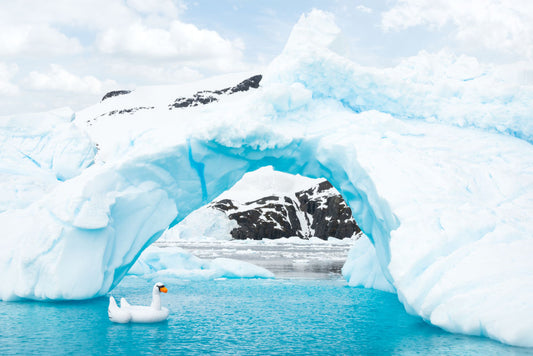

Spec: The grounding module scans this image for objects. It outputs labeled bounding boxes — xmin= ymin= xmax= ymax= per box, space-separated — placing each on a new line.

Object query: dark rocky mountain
xmin=210 ymin=180 xmax=360 ymax=240
xmin=101 ymin=90 xmax=132 ymax=101
xmin=169 ymin=74 xmax=262 ymax=109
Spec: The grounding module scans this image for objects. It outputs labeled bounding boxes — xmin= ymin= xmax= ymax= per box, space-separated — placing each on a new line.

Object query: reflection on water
xmin=155 ymin=238 xmax=356 ymax=279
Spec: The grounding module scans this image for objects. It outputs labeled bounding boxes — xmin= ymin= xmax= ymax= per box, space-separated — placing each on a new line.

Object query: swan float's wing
xmin=108 ymin=296 xmax=131 ymax=324
xmin=120 ymin=297 xmax=131 ymax=309
xmin=108 ymin=296 xmax=119 ymax=311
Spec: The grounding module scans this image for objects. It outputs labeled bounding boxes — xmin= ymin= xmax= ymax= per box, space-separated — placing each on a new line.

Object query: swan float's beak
xmin=160 ymin=286 xmax=168 ymax=293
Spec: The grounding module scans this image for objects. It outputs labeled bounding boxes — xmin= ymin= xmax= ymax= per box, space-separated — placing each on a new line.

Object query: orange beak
xmin=160 ymin=286 xmax=168 ymax=293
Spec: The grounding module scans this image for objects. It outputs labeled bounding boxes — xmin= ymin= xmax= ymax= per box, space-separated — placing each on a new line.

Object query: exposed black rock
xmin=209 ymin=179 xmax=360 ymax=240
xmin=86 ymin=106 xmax=155 ymax=126
xmin=226 ymin=196 xmax=302 ymax=240
xmin=105 ymin=106 xmax=154 ymax=116
xmin=211 ymin=199 xmax=238 ymax=211
xmin=227 ymin=74 xmax=262 ymax=94
xmin=101 ymin=90 xmax=132 ymax=102
xmin=171 ymin=92 xmax=219 ymax=108
xmin=169 ymin=74 xmax=262 ymax=110
xmin=296 ymin=181 xmax=360 ymax=239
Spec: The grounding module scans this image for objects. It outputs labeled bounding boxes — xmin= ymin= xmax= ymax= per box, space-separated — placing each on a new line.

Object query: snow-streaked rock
xmin=163 ymin=166 xmax=359 ymax=241
xmin=160 ymin=166 xmax=361 ymax=241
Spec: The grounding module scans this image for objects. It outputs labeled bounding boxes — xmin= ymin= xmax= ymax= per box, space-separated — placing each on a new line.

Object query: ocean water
xmin=1 ymin=277 xmax=530 ymax=355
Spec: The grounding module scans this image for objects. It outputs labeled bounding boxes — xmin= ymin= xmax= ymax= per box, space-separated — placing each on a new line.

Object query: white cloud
xmin=382 ymin=0 xmax=533 ymax=59
xmin=0 ymin=1 xmax=143 ymax=30
xmin=0 ymin=0 xmax=187 ymax=57
xmin=0 ymin=63 xmax=19 ymax=95
xmin=0 ymin=25 xmax=83 ymax=57
xmin=0 ymin=0 xmax=245 ymax=71
xmin=356 ymin=5 xmax=372 ymax=14
xmin=23 ymin=65 xmax=116 ymax=94
xmin=126 ymin=0 xmax=186 ymax=18
xmin=97 ymin=21 xmax=245 ymax=70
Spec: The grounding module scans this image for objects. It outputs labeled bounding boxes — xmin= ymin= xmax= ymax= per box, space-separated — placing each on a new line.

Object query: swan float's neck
xmin=151 ymin=288 xmax=162 ymax=310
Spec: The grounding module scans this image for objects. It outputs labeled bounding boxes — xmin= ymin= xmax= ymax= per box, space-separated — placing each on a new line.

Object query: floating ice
xmin=0 ymin=9 xmax=532 ymax=348
xmin=128 ymin=246 xmax=274 ymax=280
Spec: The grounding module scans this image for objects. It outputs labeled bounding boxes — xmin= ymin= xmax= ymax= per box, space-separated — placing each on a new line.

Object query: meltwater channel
xmin=0 ymin=240 xmax=530 ymax=355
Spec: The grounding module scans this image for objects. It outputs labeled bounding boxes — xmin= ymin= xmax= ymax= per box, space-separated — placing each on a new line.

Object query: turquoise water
xmin=0 ymin=277 xmax=530 ymax=355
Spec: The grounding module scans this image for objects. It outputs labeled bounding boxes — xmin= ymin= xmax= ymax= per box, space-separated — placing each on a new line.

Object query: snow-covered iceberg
xmin=0 ymin=9 xmax=532 ymax=348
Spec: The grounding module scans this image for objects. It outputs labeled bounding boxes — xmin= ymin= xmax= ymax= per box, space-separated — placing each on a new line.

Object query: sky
xmin=0 ymin=0 xmax=531 ymax=115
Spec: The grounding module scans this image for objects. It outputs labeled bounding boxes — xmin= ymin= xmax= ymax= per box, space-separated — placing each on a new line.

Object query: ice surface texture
xmin=0 ymin=9 xmax=532 ymax=347
xmin=0 ymin=107 xmax=96 ymax=212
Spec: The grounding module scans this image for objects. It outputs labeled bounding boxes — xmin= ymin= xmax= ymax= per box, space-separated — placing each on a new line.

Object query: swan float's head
xmin=155 ymin=282 xmax=168 ymax=293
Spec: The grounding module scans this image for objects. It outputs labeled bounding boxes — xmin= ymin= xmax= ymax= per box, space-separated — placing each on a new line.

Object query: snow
xmin=0 ymin=9 xmax=532 ymax=348
xmin=216 ymin=166 xmax=322 ymax=203
xmin=161 ymin=207 xmax=236 ymax=241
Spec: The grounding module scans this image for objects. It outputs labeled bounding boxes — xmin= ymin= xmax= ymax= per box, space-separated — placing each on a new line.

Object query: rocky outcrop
xmin=169 ymin=75 xmax=262 ymax=109
xmin=104 ymin=106 xmax=154 ymax=116
xmin=86 ymin=106 xmax=155 ymax=126
xmin=210 ymin=180 xmax=360 ymax=240
xmin=101 ymin=90 xmax=132 ymax=102
xmin=296 ymin=181 xmax=360 ymax=239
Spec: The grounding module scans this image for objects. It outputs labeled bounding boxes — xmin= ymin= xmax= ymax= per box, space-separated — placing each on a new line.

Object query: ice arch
xmin=0 ymin=132 xmax=397 ymax=300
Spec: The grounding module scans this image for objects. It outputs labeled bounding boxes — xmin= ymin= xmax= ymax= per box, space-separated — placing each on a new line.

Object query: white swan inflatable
xmin=108 ymin=282 xmax=169 ymax=323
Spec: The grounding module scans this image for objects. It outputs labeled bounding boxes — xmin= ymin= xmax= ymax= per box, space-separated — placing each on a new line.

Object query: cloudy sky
xmin=1 ymin=0 xmax=531 ymax=115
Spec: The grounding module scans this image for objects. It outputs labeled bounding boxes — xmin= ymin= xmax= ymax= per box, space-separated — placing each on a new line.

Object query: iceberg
xmin=342 ymin=235 xmax=395 ymax=293
xmin=0 ymin=9 xmax=532 ymax=348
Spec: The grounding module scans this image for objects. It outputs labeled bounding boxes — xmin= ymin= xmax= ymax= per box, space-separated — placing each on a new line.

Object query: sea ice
xmin=128 ymin=246 xmax=274 ymax=280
